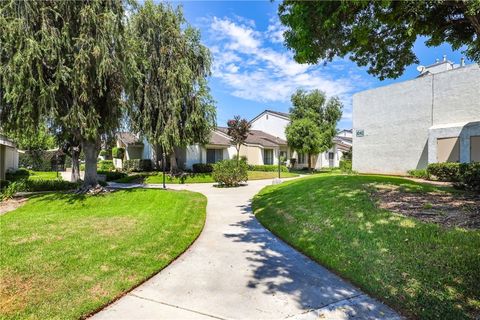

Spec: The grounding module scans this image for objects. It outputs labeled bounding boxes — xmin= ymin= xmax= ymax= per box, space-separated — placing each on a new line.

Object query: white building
xmin=353 ymin=58 xmax=480 ymax=175
xmin=0 ymin=135 xmax=19 ymax=180
xmin=115 ymin=109 xmax=351 ymax=170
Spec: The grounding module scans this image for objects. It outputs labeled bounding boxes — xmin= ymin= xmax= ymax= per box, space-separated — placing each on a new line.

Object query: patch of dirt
xmin=369 ymin=184 xmax=480 ymax=229
xmin=0 ymin=197 xmax=28 ymax=216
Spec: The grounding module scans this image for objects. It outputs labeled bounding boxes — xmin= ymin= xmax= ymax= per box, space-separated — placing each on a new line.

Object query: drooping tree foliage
xmin=127 ymin=0 xmax=216 ymax=171
xmin=286 ymin=89 xmax=342 ymax=171
xmin=227 ymin=115 xmax=251 ymax=163
xmin=0 ymin=1 xmax=129 ymax=188
xmin=278 ymin=1 xmax=480 ymax=80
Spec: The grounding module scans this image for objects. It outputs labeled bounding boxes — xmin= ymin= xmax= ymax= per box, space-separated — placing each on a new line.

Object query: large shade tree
xmin=127 ymin=1 xmax=216 ymax=171
xmin=278 ymin=1 xmax=480 ymax=80
xmin=0 ymin=0 xmax=128 ymax=188
xmin=286 ymin=89 xmax=342 ymax=171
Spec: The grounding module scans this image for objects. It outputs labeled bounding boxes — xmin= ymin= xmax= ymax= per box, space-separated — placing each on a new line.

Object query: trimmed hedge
xmin=213 ymin=159 xmax=248 ymax=187
xmin=123 ymin=159 xmax=153 ymax=172
xmin=339 ymin=160 xmax=352 ymax=172
xmin=0 ymin=180 xmax=10 ymax=191
xmin=111 ymin=147 xmax=125 ymax=159
xmin=192 ymin=163 xmax=213 ymax=173
xmin=427 ymin=163 xmax=461 ymax=182
xmin=98 ymin=160 xmax=115 ymax=171
xmin=97 ymin=170 xmax=127 ymax=181
xmin=5 ymin=168 xmax=30 ymax=182
xmin=248 ymin=164 xmax=288 ymax=172
xmin=458 ymin=162 xmax=480 ymax=191
xmin=1 ymin=179 xmax=79 ymax=200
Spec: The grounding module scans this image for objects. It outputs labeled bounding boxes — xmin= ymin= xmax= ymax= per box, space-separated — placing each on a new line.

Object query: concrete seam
xmin=130 ymin=294 xmax=228 ymax=320
xmin=285 ymin=293 xmax=366 ymax=318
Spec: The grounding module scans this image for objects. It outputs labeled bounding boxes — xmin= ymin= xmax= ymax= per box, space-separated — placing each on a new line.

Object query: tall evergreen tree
xmin=0 ymin=1 xmax=129 ymax=188
xmin=127 ymin=1 xmax=215 ymax=171
xmin=286 ymin=89 xmax=342 ymax=171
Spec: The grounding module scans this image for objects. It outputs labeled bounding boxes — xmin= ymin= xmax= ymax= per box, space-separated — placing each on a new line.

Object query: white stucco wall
xmin=250 ymin=112 xmax=289 ymax=140
xmin=353 ymin=64 xmax=480 ymax=175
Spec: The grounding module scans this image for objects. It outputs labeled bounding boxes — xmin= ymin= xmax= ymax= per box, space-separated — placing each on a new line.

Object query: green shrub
xmin=339 ymin=160 xmax=352 ymax=172
xmin=457 ymin=162 xmax=480 ymax=192
xmin=427 ymin=163 xmax=461 ymax=182
xmin=80 ymin=163 xmax=85 ymax=171
xmin=99 ymin=150 xmax=108 ymax=157
xmin=192 ymin=163 xmax=213 ymax=173
xmin=98 ymin=160 xmax=115 ymax=171
xmin=407 ymin=169 xmax=430 ymax=179
xmin=123 ymin=159 xmax=152 ymax=172
xmin=212 ymin=159 xmax=248 ymax=187
xmin=111 ymin=147 xmax=125 ymax=159
xmin=1 ymin=179 xmax=78 ymax=200
xmin=97 ymin=170 xmax=127 ymax=181
xmin=5 ymin=168 xmax=30 ymax=182
xmin=0 ymin=180 xmax=11 ymax=191
xmin=248 ymin=164 xmax=288 ymax=172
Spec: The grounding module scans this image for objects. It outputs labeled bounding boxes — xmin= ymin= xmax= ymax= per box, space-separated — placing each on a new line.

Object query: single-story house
xmin=353 ymin=57 xmax=480 ymax=174
xmin=0 ymin=135 xmax=19 ymax=180
xmin=114 ymin=109 xmax=351 ymax=171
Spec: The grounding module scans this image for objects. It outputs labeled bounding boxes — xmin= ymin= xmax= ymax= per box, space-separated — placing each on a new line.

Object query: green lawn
xmin=252 ymin=174 xmax=480 ymax=319
xmin=0 ymin=189 xmax=206 ymax=319
xmin=117 ymin=171 xmax=299 ymax=184
xmin=28 ymin=171 xmax=62 ymax=180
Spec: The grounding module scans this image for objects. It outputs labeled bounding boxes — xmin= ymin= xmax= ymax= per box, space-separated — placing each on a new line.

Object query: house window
xmin=437 ymin=137 xmax=460 ymax=163
xmin=264 ymin=149 xmax=273 ymax=165
xmin=206 ymin=149 xmax=223 ymax=164
xmin=298 ymin=153 xmax=306 ymax=164
xmin=328 ymin=152 xmax=335 ymax=160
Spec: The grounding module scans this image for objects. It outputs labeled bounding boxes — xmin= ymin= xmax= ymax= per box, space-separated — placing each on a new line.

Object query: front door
xmin=328 ymin=152 xmax=334 ymax=167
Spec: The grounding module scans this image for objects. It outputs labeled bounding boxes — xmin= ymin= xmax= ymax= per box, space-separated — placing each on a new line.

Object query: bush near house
xmin=427 ymin=162 xmax=461 ymax=182
xmin=192 ymin=163 xmax=213 ymax=173
xmin=339 ymin=159 xmax=352 ymax=172
xmin=111 ymin=147 xmax=125 ymax=159
xmin=97 ymin=170 xmax=127 ymax=181
xmin=123 ymin=159 xmax=153 ymax=172
xmin=212 ymin=159 xmax=248 ymax=187
xmin=1 ymin=179 xmax=79 ymax=201
xmin=248 ymin=164 xmax=288 ymax=172
xmin=458 ymin=162 xmax=480 ymax=191
xmin=98 ymin=160 xmax=115 ymax=171
xmin=0 ymin=180 xmax=10 ymax=190
xmin=5 ymin=168 xmax=30 ymax=181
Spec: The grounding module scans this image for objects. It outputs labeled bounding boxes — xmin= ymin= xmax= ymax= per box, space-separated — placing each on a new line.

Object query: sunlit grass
xmin=0 ymin=189 xmax=206 ymax=319
xmin=252 ymin=174 xmax=480 ymax=319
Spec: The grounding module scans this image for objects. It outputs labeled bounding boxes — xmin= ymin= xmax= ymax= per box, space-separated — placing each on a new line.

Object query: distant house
xmin=114 ymin=109 xmax=351 ymax=170
xmin=353 ymin=58 xmax=480 ymax=174
xmin=0 ymin=135 xmax=19 ymax=180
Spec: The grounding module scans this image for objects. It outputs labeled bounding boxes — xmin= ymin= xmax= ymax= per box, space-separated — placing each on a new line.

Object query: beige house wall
xmin=471 ymin=136 xmax=480 ymax=162
xmin=437 ymin=137 xmax=460 ymax=162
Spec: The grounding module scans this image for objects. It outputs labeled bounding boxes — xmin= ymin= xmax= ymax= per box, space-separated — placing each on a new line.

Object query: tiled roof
xmin=116 ymin=132 xmax=143 ymax=145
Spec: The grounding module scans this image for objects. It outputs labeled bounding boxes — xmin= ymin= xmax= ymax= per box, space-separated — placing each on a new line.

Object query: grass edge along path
xmin=0 ymin=189 xmax=207 ymax=319
xmin=252 ymin=174 xmax=480 ymax=319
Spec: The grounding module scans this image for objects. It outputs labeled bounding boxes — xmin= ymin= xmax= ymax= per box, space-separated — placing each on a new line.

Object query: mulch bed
xmin=369 ymin=184 xmax=480 ymax=230
xmin=0 ymin=197 xmax=28 ymax=216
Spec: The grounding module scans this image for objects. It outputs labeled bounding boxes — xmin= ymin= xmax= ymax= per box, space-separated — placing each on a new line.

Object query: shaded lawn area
xmin=115 ymin=171 xmax=298 ymax=184
xmin=0 ymin=189 xmax=206 ymax=319
xmin=252 ymin=174 xmax=480 ymax=319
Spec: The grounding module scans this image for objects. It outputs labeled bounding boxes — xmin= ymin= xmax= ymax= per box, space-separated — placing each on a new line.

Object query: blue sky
xmin=172 ymin=1 xmax=471 ymax=129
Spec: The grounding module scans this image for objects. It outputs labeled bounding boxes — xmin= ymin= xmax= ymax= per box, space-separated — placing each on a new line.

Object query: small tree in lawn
xmin=286 ymin=89 xmax=342 ymax=171
xmin=227 ymin=116 xmax=251 ymax=164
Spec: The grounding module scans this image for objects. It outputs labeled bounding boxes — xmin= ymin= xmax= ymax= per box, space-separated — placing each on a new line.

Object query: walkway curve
xmin=92 ymin=179 xmax=402 ymax=320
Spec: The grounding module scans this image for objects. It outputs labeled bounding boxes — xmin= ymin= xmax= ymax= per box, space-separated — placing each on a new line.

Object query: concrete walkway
xmin=92 ymin=179 xmax=402 ymax=320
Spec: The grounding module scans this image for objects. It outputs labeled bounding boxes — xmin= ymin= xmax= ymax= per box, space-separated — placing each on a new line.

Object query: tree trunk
xmin=151 ymin=143 xmax=160 ymax=170
xmin=70 ymin=146 xmax=81 ymax=182
xmin=169 ymin=150 xmax=178 ymax=173
xmin=82 ymin=140 xmax=98 ymax=187
xmin=308 ymin=153 xmax=312 ymax=172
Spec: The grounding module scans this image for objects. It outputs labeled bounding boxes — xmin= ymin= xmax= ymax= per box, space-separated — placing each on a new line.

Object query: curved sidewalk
xmin=92 ymin=179 xmax=402 ymax=320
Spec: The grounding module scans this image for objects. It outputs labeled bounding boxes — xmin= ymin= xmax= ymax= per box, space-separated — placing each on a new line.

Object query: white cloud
xmin=207 ymin=16 xmax=360 ymax=110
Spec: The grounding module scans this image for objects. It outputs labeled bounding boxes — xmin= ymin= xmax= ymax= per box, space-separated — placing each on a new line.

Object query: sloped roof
xmin=208 ymin=130 xmax=231 ymax=146
xmin=245 ymin=130 xmax=287 ymax=147
xmin=116 ymin=132 xmax=143 ymax=146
